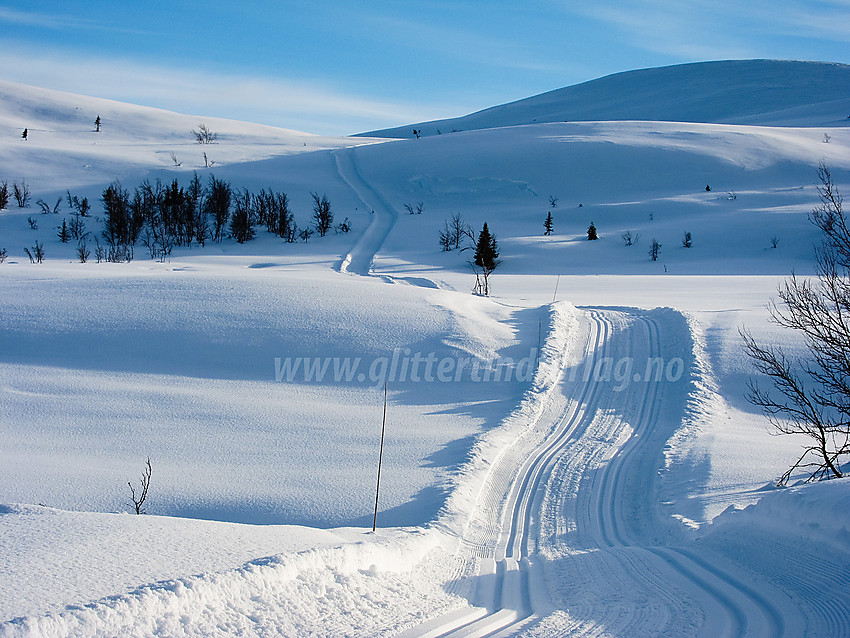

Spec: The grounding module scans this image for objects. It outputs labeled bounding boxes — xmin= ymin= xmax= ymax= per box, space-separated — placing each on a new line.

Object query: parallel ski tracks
xmin=402 ymin=311 xmax=613 ymax=637
xmin=402 ymin=309 xmax=789 ymax=637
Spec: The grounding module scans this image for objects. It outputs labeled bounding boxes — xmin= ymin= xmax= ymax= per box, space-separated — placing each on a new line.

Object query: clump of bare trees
xmin=37 ymin=197 xmax=61 ymax=215
xmin=622 ymin=230 xmax=640 ymax=246
xmin=13 ymin=181 xmax=30 ymax=208
xmin=192 ymin=124 xmax=217 ymax=144
xmin=24 ymin=240 xmax=44 ymax=263
xmin=404 ymin=201 xmax=424 ymax=215
xmin=742 ymin=163 xmax=850 ymax=485
xmin=649 ymin=238 xmax=661 ymax=261
xmin=439 ymin=213 xmax=473 ymax=251
xmin=93 ymin=174 xmax=311 ymax=261
xmin=311 ymin=192 xmax=333 ymax=237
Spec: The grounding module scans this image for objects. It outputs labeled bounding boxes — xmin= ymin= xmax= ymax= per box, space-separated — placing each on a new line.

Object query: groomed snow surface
xmin=2 ymin=60 xmax=850 ymax=635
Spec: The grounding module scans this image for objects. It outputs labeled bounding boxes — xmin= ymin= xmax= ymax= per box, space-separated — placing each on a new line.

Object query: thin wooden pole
xmin=536 ymin=319 xmax=542 ymax=372
xmin=373 ymin=382 xmax=388 ymax=532
xmin=552 ymin=274 xmax=561 ymax=303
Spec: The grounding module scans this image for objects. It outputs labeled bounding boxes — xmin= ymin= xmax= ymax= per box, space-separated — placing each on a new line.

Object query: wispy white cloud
xmin=0 ymin=45 xmax=458 ymax=134
xmin=350 ymin=10 xmax=571 ymax=75
xmin=0 ymin=7 xmax=148 ymax=35
xmin=570 ymin=1 xmax=755 ymax=60
xmin=568 ymin=0 xmax=850 ymax=59
xmin=0 ymin=7 xmax=86 ymax=29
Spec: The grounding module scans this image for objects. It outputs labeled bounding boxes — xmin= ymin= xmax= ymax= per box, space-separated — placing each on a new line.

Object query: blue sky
xmin=2 ymin=1 xmax=849 ymax=135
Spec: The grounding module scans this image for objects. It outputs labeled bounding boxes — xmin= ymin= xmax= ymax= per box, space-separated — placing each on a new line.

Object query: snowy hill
xmin=364 ymin=59 xmax=850 ymax=138
xmin=2 ymin=63 xmax=850 ymax=636
xmin=0 ymin=80 xmax=382 ymax=192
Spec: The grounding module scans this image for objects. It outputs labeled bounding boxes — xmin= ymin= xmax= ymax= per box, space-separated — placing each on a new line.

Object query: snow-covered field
xmin=2 ymin=60 xmax=850 ymax=636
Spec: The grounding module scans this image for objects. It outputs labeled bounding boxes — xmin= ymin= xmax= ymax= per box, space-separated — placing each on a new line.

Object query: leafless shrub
xmin=37 ymin=197 xmax=61 ymax=215
xmin=24 ymin=240 xmax=44 ymax=263
xmin=439 ymin=212 xmax=474 ymax=251
xmin=742 ymin=163 xmax=850 ymax=485
xmin=94 ymin=238 xmax=105 ymax=263
xmin=192 ymin=124 xmax=217 ymax=144
xmin=13 ymin=181 xmax=30 ymax=208
xmin=128 ymin=458 xmax=152 ymax=515
xmin=77 ymin=238 xmax=90 ymax=263
xmin=66 ymin=192 xmax=91 ymax=217
xmin=622 ymin=230 xmax=640 ymax=246
xmin=649 ymin=238 xmax=661 ymax=261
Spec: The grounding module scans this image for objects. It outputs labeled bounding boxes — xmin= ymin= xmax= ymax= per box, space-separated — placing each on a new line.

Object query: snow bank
xmin=434 ymin=301 xmax=581 ymax=539
xmin=0 ymin=504 xmax=345 ymax=620
xmin=0 ymin=522 xmax=459 ymax=637
xmin=706 ymin=478 xmax=850 ymax=545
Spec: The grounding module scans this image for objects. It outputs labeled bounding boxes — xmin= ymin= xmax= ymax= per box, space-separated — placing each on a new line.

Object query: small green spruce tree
xmin=57 ymin=219 xmax=70 ymax=243
xmin=473 ymin=222 xmax=500 ymax=296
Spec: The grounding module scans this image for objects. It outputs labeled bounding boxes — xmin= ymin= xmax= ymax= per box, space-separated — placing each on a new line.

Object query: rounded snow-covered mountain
xmin=364 ymin=59 xmax=850 ymax=137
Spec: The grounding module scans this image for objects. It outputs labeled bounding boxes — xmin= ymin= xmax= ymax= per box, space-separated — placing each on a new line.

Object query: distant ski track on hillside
xmin=334 ymin=147 xmax=398 ymax=277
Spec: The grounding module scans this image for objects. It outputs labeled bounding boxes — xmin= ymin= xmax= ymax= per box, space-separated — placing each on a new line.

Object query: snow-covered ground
xmin=2 ymin=60 xmax=850 ymax=636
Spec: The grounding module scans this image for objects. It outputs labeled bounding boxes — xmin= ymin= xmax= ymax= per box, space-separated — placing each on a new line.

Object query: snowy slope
xmin=0 ymin=80 xmax=384 ymax=192
xmin=364 ymin=60 xmax=850 ymax=138
xmin=2 ymin=61 xmax=850 ymax=636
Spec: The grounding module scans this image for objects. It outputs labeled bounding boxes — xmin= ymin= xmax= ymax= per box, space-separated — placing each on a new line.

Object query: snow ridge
xmin=0 ymin=530 xmax=450 ymax=638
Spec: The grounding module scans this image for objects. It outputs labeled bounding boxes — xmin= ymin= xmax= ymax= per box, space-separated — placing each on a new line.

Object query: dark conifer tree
xmin=587 ymin=221 xmax=598 ymax=240
xmin=57 ymin=219 xmax=70 ymax=243
xmin=544 ymin=211 xmax=554 ymax=236
xmin=473 ymin=222 xmax=500 ymax=296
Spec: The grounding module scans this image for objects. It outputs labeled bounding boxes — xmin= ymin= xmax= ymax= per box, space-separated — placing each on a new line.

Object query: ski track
xmin=400 ymin=308 xmax=802 ymax=637
xmin=334 ymin=147 xmax=399 ymax=277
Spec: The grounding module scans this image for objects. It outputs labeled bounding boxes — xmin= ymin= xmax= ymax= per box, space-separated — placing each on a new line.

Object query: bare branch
xmin=129 ymin=457 xmax=152 ymax=514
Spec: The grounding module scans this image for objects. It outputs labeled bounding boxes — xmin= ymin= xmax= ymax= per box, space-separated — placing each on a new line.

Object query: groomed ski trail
xmin=401 ymin=308 xmax=800 ymax=637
